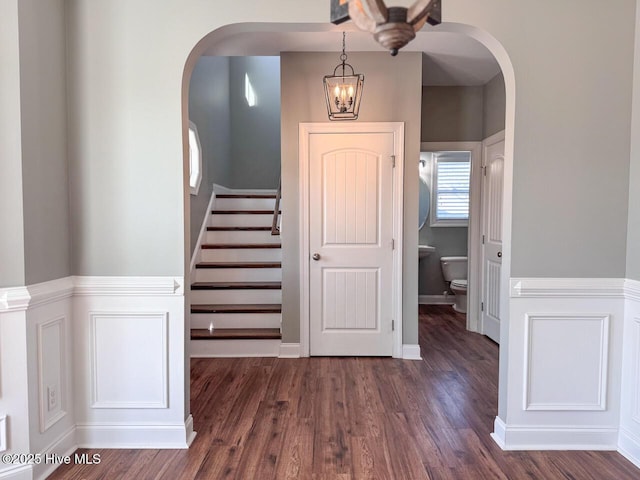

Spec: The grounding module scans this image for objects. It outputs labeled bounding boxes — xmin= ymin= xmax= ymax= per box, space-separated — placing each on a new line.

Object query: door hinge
xmin=482 ymin=234 xmax=485 ymax=244
xmin=391 ymin=238 xmax=395 ymax=250
xmin=391 ymin=155 xmax=396 ymax=168
xmin=392 ymin=319 xmax=395 ymax=331
xmin=481 ymin=302 xmax=484 ymax=312
xmin=483 ymin=165 xmax=487 ymax=176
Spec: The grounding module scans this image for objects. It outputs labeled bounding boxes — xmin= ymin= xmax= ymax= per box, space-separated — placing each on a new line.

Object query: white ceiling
xmin=202 ymin=26 xmax=501 ymax=86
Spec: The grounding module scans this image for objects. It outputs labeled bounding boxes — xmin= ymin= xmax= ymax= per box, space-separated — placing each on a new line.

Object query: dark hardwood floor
xmin=49 ymin=305 xmax=639 ymax=479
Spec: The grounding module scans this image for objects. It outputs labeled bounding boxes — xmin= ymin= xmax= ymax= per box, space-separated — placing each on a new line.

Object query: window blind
xmin=435 ymin=157 xmax=470 ymax=221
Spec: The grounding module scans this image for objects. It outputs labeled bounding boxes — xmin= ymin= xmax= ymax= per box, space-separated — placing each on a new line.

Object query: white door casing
xmin=481 ymin=131 xmax=505 ymax=343
xmin=299 ymin=122 xmax=404 ymax=357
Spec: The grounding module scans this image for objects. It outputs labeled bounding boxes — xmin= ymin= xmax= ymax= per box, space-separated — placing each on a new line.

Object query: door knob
xmin=312 ymin=253 xmax=321 ymax=261
xmin=497 ymin=251 xmax=502 ymax=258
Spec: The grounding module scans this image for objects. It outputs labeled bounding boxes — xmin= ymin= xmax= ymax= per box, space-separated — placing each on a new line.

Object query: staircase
xmin=190 ymin=191 xmax=282 ymax=357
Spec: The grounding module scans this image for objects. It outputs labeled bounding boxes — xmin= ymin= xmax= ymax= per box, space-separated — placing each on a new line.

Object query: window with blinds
xmin=431 ymin=152 xmax=471 ymax=227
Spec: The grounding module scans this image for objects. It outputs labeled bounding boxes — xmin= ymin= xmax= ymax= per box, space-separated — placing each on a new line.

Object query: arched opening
xmin=180 ymin=20 xmax=515 ymax=441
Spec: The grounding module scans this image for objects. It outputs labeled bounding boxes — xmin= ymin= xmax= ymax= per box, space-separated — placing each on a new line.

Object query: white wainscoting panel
xmin=90 ymin=312 xmax=168 ymax=409
xmin=74 ymin=276 xmax=190 ymax=449
xmin=524 ymin=314 xmax=609 ymax=411
xmin=37 ymin=316 xmax=68 ymax=432
xmin=497 ymin=278 xmax=625 ymax=450
xmin=619 ymin=279 xmax=640 ymax=467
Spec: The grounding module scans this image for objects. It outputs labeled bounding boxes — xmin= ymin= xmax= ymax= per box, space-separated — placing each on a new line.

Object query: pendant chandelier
xmin=331 ymin=0 xmax=442 ymax=56
xmin=323 ymin=32 xmax=365 ymax=121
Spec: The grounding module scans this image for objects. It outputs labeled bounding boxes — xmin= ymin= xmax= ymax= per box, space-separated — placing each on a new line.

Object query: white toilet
xmin=440 ymin=256 xmax=468 ymax=313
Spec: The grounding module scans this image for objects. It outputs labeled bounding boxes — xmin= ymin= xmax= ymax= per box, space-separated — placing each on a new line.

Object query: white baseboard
xmin=184 ymin=414 xmax=197 ymax=447
xmin=34 ymin=426 xmax=77 ymax=480
xmin=279 ymin=343 xmax=301 ymax=358
xmin=419 ymin=294 xmax=453 ymax=305
xmin=493 ymin=419 xmax=618 ymax=450
xmin=619 ymin=428 xmax=640 ymax=469
xmin=402 ymin=344 xmax=422 ymax=360
xmin=491 ymin=416 xmax=507 ymax=449
xmin=76 ymin=422 xmax=192 ymax=449
xmin=0 ymin=465 xmax=32 ymax=480
xmin=190 ymin=339 xmax=281 ymax=358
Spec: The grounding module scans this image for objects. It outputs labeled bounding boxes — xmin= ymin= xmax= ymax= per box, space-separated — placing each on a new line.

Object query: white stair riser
xmin=205 ymin=230 xmax=280 ymax=244
xmin=194 ymin=268 xmax=281 ymax=283
xmin=211 ymin=214 xmax=274 ymax=227
xmin=190 ymin=339 xmax=280 ymax=358
xmin=190 ymin=313 xmax=281 ymax=329
xmin=201 ymin=248 xmax=282 ymax=262
xmin=190 ymin=289 xmax=281 ymax=304
xmin=215 ymin=198 xmax=276 ymax=210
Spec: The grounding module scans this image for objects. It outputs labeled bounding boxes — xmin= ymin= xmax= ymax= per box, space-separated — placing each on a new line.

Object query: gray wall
xmin=229 ymin=56 xmax=281 ymax=189
xmin=421 ymin=86 xmax=484 ymax=142
xmin=18 ymin=0 xmax=71 ymax=285
xmin=0 ymin=0 xmax=70 ymax=287
xmin=0 ymin=0 xmax=25 ymax=287
xmin=281 ymin=51 xmax=423 ymax=345
xmin=503 ymin=5 xmax=633 ymax=278
xmin=188 ymin=56 xmax=231 ymax=254
xmin=628 ymin=1 xmax=640 ymax=281
xmin=483 ymin=72 xmax=506 ymax=139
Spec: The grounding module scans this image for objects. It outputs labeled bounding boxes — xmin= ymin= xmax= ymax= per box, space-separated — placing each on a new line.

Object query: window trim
xmin=429 ymin=152 xmax=471 ymax=227
xmin=188 ymin=121 xmax=202 ymax=196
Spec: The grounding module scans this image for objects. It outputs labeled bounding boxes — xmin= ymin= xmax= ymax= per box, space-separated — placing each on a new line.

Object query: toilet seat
xmin=451 ymin=279 xmax=467 ymax=289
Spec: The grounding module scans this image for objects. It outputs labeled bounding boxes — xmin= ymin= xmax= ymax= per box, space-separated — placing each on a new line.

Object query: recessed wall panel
xmin=38 ymin=316 xmax=67 ymax=431
xmin=90 ymin=312 xmax=168 ymax=408
xmin=524 ymin=314 xmax=609 ymax=411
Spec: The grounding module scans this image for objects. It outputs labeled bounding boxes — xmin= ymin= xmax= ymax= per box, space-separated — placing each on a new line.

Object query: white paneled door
xmin=308 ymin=130 xmax=396 ymax=356
xmin=481 ymin=134 xmax=505 ymax=343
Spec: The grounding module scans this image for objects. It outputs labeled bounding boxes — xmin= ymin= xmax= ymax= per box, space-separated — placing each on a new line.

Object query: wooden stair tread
xmin=216 ymin=194 xmax=276 ymax=199
xmin=191 ymin=328 xmax=281 ymax=340
xmin=191 ymin=304 xmax=282 ymax=314
xmin=207 ymin=226 xmax=272 ymax=231
xmin=191 ymin=282 xmax=281 ymax=290
xmin=196 ymin=261 xmax=281 ymax=269
xmin=212 ymin=210 xmax=280 ymax=214
xmin=202 ymin=243 xmax=281 ymax=249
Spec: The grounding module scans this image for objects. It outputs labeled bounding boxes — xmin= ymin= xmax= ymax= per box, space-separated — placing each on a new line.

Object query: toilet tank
xmin=440 ymin=256 xmax=468 ymax=281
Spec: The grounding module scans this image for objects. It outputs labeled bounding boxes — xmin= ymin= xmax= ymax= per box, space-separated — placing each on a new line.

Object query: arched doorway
xmin=180 ymin=21 xmax=515 ymax=441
